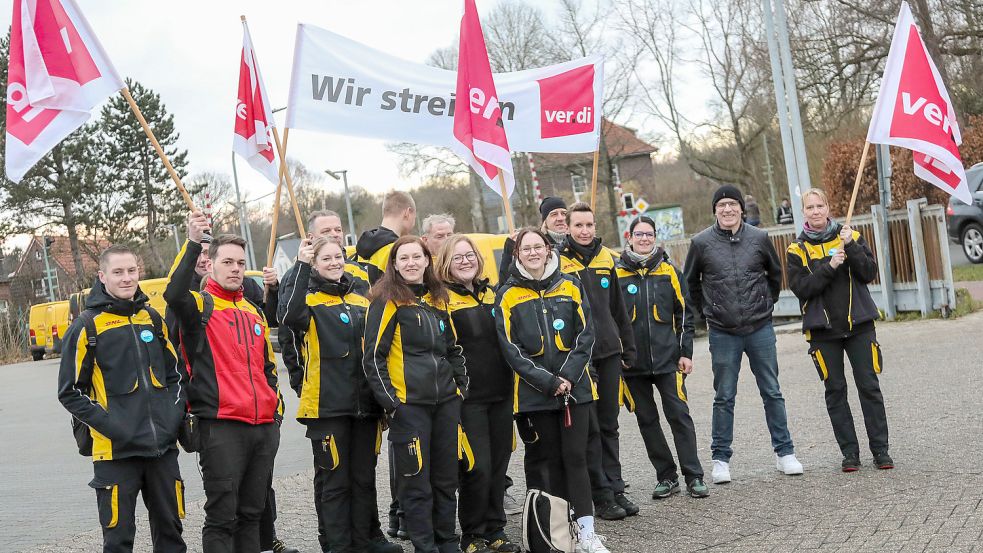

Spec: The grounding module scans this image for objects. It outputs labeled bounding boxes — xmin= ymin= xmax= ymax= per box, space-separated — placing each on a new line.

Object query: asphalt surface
xmin=5 ymin=311 xmax=983 ymax=552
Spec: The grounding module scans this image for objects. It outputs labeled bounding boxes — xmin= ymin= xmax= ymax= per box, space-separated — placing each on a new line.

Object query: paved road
xmin=950 ymin=240 xmax=972 ymax=266
xmin=7 ymin=312 xmax=983 ymax=552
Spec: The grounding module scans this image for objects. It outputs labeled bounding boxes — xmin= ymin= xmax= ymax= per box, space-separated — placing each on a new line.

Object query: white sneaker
xmin=776 ymin=453 xmax=804 ymax=475
xmin=577 ymin=533 xmax=610 ymax=553
xmin=711 ymin=459 xmax=731 ymax=484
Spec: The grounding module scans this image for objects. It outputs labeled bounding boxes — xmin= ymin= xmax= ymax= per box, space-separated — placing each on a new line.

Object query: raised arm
xmin=786 ymin=243 xmax=836 ymax=300
xmin=281 ymin=261 xmax=313 ymax=332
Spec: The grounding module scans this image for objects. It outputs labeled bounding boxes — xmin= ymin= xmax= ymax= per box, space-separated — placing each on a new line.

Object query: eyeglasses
xmin=451 ymin=252 xmax=477 ymax=264
xmin=519 ymin=244 xmax=548 ymax=255
xmin=632 ymin=231 xmax=655 ymax=239
xmin=716 ymin=200 xmax=741 ymax=211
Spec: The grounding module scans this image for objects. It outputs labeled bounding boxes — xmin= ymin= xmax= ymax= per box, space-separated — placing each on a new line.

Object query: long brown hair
xmin=435 ymin=234 xmax=485 ymax=286
xmin=370 ymin=235 xmax=449 ymax=305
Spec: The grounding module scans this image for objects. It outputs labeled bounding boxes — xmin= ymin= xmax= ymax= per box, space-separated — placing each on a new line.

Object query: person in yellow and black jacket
xmin=58 ymin=245 xmax=187 ymax=553
xmin=164 ymin=213 xmax=284 ymax=553
xmin=363 ymin=235 xmax=468 ymax=553
xmin=436 ymin=235 xmax=520 ymax=553
xmin=356 ymin=190 xmax=417 ymax=285
xmin=615 ymin=216 xmax=709 ymax=501
xmin=557 ymin=202 xmax=638 ymax=521
xmin=786 ymin=189 xmax=892 ymax=472
xmin=497 ymin=228 xmax=611 ymax=553
xmin=281 ymin=237 xmax=401 ymax=553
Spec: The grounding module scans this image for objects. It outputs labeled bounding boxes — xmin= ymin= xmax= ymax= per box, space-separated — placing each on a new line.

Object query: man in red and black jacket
xmin=164 ymin=211 xmax=284 ymax=553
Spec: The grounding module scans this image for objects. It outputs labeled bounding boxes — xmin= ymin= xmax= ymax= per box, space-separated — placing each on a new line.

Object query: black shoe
xmin=462 ymin=536 xmax=491 ymax=553
xmin=841 ymin=454 xmax=861 ymax=472
xmin=651 ymin=479 xmax=680 ymax=499
xmin=486 ymin=536 xmax=521 ymax=553
xmin=387 ymin=516 xmax=400 ymax=539
xmin=874 ymin=452 xmax=894 ymax=470
xmin=366 ymin=537 xmax=404 ymax=553
xmin=614 ymin=492 xmax=639 ymax=516
xmin=272 ymin=540 xmax=300 ymax=553
xmin=595 ymin=500 xmax=628 ymax=520
xmin=686 ymin=478 xmax=710 ymax=498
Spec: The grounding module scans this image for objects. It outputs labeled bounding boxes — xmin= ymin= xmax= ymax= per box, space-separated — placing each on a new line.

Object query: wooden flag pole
xmin=589 ymin=149 xmax=600 ymax=209
xmin=266 ymin=128 xmax=290 ymax=267
xmin=497 ymin=169 xmax=515 ymax=234
xmin=271 ymin=127 xmax=307 ymax=240
xmin=121 ymin=87 xmax=195 ymax=210
xmin=844 ymin=141 xmax=872 ymax=226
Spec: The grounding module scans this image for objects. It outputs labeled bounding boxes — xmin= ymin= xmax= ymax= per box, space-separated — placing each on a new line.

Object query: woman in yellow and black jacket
xmin=436 ymin=235 xmax=520 ymax=553
xmin=363 ymin=235 xmax=468 ymax=553
xmin=497 ymin=228 xmax=610 ymax=553
xmin=282 ymin=237 xmax=398 ymax=553
xmin=786 ymin=188 xmax=892 ymax=472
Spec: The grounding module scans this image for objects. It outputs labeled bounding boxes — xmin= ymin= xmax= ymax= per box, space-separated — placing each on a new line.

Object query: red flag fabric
xmin=233 ymin=20 xmax=279 ymax=185
xmin=5 ymin=0 xmax=123 ymax=182
xmin=866 ymin=1 xmax=970 ymax=204
xmin=451 ymin=0 xmax=514 ymax=198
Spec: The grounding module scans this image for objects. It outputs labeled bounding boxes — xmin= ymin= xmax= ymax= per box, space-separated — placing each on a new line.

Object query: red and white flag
xmin=233 ymin=19 xmax=279 ymax=185
xmin=5 ymin=0 xmax=123 ymax=183
xmin=866 ymin=1 xmax=970 ymax=205
xmin=451 ymin=0 xmax=514 ymax=198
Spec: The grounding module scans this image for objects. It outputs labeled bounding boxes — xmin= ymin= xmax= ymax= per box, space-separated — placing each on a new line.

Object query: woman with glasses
xmin=496 ymin=228 xmax=610 ymax=553
xmin=363 ymin=235 xmax=469 ymax=553
xmin=615 ymin=216 xmax=709 ymax=500
xmin=436 ymin=235 xmax=520 ymax=553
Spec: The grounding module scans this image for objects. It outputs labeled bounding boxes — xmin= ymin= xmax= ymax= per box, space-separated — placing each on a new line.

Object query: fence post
xmin=870 ymin=205 xmax=896 ymax=320
xmin=936 ymin=207 xmax=957 ymax=313
xmin=906 ymin=198 xmax=931 ymax=317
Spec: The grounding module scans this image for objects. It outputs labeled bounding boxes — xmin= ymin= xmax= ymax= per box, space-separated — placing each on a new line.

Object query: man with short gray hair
xmin=421 ymin=213 xmax=455 ymax=256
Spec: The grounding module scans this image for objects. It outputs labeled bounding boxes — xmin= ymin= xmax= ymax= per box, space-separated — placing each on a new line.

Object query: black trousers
xmin=259 ymin=476 xmax=279 ymax=550
xmin=526 ymin=403 xmax=592 ymax=519
xmin=809 ymin=330 xmax=890 ymax=457
xmin=458 ymin=399 xmax=513 ymax=543
xmin=198 ymin=419 xmax=280 ymax=553
xmin=587 ymin=354 xmax=623 ymax=504
xmin=389 ymin=398 xmax=462 ymax=553
xmin=89 ymin=448 xmax=185 ymax=553
xmin=625 ymin=372 xmax=704 ymax=483
xmin=516 ymin=414 xmax=548 ymax=493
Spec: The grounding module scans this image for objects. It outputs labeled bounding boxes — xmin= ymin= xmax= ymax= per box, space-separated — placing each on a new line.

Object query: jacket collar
xmin=310 ymin=270 xmax=354 ymax=296
xmin=204 ymin=277 xmax=244 ymax=302
xmin=619 ymin=247 xmax=666 ymax=272
xmin=510 ymin=254 xmax=561 ymax=291
xmin=561 ymin=236 xmax=602 ymax=263
xmin=85 ymin=280 xmax=150 ymax=317
xmin=446 ymin=278 xmax=490 ymax=301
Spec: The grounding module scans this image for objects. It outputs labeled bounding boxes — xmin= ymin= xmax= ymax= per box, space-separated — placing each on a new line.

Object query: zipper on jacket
xmin=128 ymin=314 xmax=161 ymax=457
xmin=234 ymin=301 xmax=260 ymax=424
xmin=847 ymin=268 xmax=854 ymax=331
xmin=536 ymin=289 xmax=562 ymax=407
xmin=343 ymin=295 xmax=362 ymax=417
xmin=416 ymin=300 xmax=441 ymax=405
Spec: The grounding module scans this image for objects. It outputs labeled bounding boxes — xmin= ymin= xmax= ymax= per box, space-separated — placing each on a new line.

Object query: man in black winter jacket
xmin=683 ymin=185 xmax=803 ymax=485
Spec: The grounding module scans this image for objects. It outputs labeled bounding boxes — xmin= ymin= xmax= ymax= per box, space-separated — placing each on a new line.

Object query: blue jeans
xmin=708 ymin=323 xmax=794 ymax=462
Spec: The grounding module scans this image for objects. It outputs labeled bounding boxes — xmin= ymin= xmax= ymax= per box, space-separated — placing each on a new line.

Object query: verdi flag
xmin=233 ymin=18 xmax=279 ymax=185
xmin=5 ymin=0 xmax=124 ymax=182
xmin=450 ymin=0 xmax=514 ymax=198
xmin=866 ymin=1 xmax=970 ymax=204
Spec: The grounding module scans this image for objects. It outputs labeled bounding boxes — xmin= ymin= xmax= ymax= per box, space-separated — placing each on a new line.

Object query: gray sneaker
xmin=651 ymin=479 xmax=680 ymax=499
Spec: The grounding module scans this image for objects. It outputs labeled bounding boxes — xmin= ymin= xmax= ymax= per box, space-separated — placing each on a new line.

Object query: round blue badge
xmin=140 ymin=329 xmax=154 ymax=343
xmin=439 ymin=320 xmax=446 ymax=333
xmin=253 ymin=323 xmax=262 ymax=336
xmin=627 ymin=284 xmax=638 ymax=295
xmin=552 ymin=319 xmax=565 ymax=331
xmin=600 ymin=277 xmax=610 ymax=289
xmin=340 ymin=313 xmax=351 ymax=324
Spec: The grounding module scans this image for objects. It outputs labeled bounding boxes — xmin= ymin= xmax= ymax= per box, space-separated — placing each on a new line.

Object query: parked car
xmin=28 ymin=300 xmax=70 ymax=361
xmin=946 ymin=163 xmax=983 ymax=264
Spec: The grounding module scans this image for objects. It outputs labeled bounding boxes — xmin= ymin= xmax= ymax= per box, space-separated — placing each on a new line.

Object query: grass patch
xmin=890 ymin=288 xmax=981 ymax=321
xmin=952 ymin=263 xmax=983 ymax=282
xmin=0 ymin=312 xmax=29 ymax=364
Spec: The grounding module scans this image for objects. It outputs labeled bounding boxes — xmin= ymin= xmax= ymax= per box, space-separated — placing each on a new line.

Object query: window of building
xmin=571 ymin=173 xmax=586 ymax=202
xmin=35 ymin=249 xmax=41 ymax=260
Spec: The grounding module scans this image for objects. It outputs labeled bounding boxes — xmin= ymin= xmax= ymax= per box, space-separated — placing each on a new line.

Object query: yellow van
xmin=28 ymin=300 xmax=70 ymax=361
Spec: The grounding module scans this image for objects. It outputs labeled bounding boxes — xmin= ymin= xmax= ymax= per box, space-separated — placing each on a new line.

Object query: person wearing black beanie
xmin=539 ymin=196 xmax=568 ymax=222
xmin=710 ymin=185 xmax=745 ymax=214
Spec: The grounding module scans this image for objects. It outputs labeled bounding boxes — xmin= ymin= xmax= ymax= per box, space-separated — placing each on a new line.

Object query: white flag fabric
xmin=233 ymin=19 xmax=279 ymax=185
xmin=866 ymin=1 xmax=970 ymax=204
xmin=285 ymin=24 xmax=603 ymax=156
xmin=5 ymin=0 xmax=124 ymax=182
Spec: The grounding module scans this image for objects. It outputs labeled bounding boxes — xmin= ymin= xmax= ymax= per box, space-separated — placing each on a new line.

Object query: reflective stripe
xmin=108 ymin=485 xmax=119 ymax=528
xmin=815 ymin=349 xmax=829 ymax=380
xmin=175 ymin=480 xmax=185 ymax=519
xmin=872 ymin=343 xmax=881 ymax=374
xmin=458 ymin=425 xmax=475 ymax=472
xmin=375 ymin=420 xmax=383 ymax=455
xmin=621 ymin=377 xmax=635 ymax=412
xmin=675 ymin=372 xmax=687 ymax=402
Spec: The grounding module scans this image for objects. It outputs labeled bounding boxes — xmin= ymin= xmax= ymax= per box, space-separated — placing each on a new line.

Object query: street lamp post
xmin=325 ymin=169 xmax=356 ymax=246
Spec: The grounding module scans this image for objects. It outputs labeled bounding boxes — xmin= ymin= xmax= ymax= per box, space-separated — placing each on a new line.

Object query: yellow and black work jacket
xmin=282 ymin=263 xmax=380 ymax=420
xmin=558 ymin=237 xmax=636 ymax=365
xmin=616 ymin=248 xmax=694 ymax=376
xmin=496 ymin=259 xmax=595 ymax=414
xmin=355 ymin=226 xmax=399 ymax=285
xmin=363 ymin=284 xmax=468 ymax=411
xmin=786 ymin=225 xmax=880 ymax=341
xmin=445 ymin=279 xmax=511 ymax=404
xmin=57 ymin=284 xmax=185 ymax=462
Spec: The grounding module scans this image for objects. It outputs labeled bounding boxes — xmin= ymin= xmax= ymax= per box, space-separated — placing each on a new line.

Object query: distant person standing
xmin=744 ymin=194 xmax=761 ymax=227
xmin=683 ymin=185 xmax=803 ymax=485
xmin=776 ymin=198 xmax=794 ymax=225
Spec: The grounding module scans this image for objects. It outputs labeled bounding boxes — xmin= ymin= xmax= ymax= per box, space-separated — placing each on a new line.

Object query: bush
xmin=0 ymin=312 xmax=29 ymax=364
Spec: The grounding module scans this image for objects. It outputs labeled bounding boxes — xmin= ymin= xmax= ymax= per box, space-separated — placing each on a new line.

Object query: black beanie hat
xmin=711 ymin=185 xmax=745 ymax=213
xmin=539 ymin=196 xmax=567 ymax=222
xmin=629 ymin=215 xmax=657 ymax=235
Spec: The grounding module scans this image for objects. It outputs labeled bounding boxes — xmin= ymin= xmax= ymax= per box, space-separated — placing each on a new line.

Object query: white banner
xmin=285 ymin=24 xmax=603 ymax=154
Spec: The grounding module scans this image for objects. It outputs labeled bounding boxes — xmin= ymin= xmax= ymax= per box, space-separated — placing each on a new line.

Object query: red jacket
xmin=164 ymin=241 xmax=283 ymax=424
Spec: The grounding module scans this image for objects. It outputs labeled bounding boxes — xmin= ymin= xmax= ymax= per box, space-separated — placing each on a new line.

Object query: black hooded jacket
xmin=356 ymin=226 xmax=400 ymax=284
xmin=445 ymin=279 xmax=511 ymax=403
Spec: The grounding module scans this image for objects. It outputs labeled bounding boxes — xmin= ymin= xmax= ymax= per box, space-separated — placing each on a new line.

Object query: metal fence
xmin=664 ymin=200 xmax=956 ymax=318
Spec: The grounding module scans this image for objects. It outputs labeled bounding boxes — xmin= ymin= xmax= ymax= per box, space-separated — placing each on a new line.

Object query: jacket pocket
xmin=89 ymin=479 xmax=119 ymax=529
xmin=389 ymin=431 xmax=424 ymax=477
xmin=316 ymin=435 xmax=341 ymax=470
xmin=871 ymin=340 xmax=883 ymax=374
xmin=808 ymin=345 xmax=829 ymax=381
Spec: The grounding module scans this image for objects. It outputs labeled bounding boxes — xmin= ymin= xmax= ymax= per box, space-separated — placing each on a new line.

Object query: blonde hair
xmin=435 ymin=234 xmax=484 ymax=285
xmin=801 ymin=188 xmax=829 ymax=208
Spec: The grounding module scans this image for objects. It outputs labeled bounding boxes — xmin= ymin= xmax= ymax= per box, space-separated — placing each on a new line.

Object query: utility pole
xmin=325 ymin=169 xmax=357 ymax=246
xmin=762 ymin=134 xmax=778 ymax=222
xmin=875 ymin=144 xmax=896 ymax=320
xmin=231 ymin=151 xmax=258 ymax=271
xmin=41 ymin=236 xmax=56 ymax=302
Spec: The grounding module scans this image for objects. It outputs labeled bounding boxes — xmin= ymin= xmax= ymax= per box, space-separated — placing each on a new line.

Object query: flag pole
xmin=266 ymin=128 xmax=290 ymax=267
xmin=844 ymin=141 xmax=872 ymax=226
xmin=271 ymin=127 xmax=307 ymax=240
xmin=497 ymin=170 xmax=515 ymax=234
xmin=589 ymin=149 xmax=600 ymax=209
xmin=121 ymin=87 xmax=195 ymax=211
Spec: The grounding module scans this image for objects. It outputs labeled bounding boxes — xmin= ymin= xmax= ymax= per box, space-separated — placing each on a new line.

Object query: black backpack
xmin=71 ymin=306 xmax=165 ymax=456
xmin=521 ymin=489 xmax=578 ymax=553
